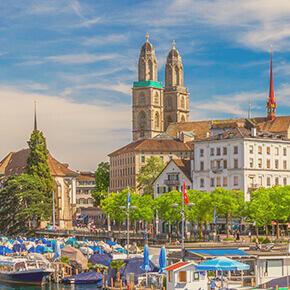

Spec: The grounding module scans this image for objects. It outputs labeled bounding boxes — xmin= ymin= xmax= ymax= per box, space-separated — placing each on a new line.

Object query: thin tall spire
xmin=266 ymin=45 xmax=277 ymax=121
xmin=248 ymin=100 xmax=251 ymax=119
xmin=34 ymin=99 xmax=37 ymax=131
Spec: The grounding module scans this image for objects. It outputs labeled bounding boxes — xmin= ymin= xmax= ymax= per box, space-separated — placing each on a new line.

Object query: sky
xmin=0 ymin=0 xmax=290 ymax=171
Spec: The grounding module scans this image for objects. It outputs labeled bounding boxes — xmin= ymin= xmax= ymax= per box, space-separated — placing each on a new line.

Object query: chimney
xmin=206 ymin=132 xmax=210 ymax=138
xmin=251 ymin=128 xmax=257 ymax=137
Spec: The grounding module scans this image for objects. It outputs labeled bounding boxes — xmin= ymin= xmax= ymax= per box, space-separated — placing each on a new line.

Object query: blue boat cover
xmin=13 ymin=244 xmax=26 ymax=252
xmin=63 ymin=271 xmax=104 ymax=284
xmin=0 ymin=246 xmax=14 ymax=255
xmin=89 ymin=253 xmax=112 ymax=266
xmin=103 ymin=239 xmax=117 ymax=246
xmin=187 ymin=249 xmax=250 ymax=258
xmin=107 ymin=257 xmax=158 ymax=286
xmin=89 ymin=246 xmax=104 ymax=254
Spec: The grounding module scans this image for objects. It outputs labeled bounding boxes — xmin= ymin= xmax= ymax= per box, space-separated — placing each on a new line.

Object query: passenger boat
xmin=0 ymin=256 xmax=53 ymax=285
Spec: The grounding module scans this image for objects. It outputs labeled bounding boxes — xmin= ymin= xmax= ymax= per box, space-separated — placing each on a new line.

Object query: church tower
xmin=266 ymin=46 xmax=277 ymax=121
xmin=164 ymin=40 xmax=189 ymax=131
xmin=132 ymin=33 xmax=164 ymax=141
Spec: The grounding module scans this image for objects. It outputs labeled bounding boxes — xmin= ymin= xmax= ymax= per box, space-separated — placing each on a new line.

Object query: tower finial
xmin=34 ymin=99 xmax=37 ymax=131
xmin=145 ymin=32 xmax=149 ymax=42
xmin=248 ymin=100 xmax=251 ymax=119
xmin=172 ymin=39 xmax=176 ymax=49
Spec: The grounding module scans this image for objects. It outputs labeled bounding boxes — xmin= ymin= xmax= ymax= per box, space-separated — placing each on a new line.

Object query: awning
xmin=78 ymin=215 xmax=88 ymax=221
xmin=187 ymin=249 xmax=250 ymax=258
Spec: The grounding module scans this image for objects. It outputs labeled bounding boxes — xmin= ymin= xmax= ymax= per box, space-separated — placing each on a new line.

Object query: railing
xmin=212 ymin=167 xmax=223 ymax=173
xmin=164 ymin=179 xmax=180 ymax=185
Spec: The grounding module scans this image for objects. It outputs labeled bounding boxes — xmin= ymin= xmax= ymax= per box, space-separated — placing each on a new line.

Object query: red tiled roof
xmin=0 ymin=149 xmax=77 ymax=178
xmin=108 ymin=138 xmax=193 ymax=157
xmin=165 ymin=262 xmax=188 ymax=271
xmin=77 ymin=172 xmax=95 ymax=181
xmin=172 ymin=159 xmax=192 ymax=182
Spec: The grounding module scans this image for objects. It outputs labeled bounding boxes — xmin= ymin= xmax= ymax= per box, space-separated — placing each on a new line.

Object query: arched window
xmin=139 ymin=111 xmax=146 ymax=128
xmin=155 ymin=112 xmax=159 ymax=129
xmin=168 ymin=69 xmax=172 ymax=86
xmin=139 ymin=93 xmax=145 ymax=105
xmin=167 ymin=97 xmax=172 ymax=108
xmin=167 ymin=116 xmax=172 ymax=128
xmin=148 ymin=59 xmax=153 ymax=80
xmin=154 ymin=92 xmax=158 ymax=104
xmin=181 ymin=96 xmax=185 ymax=108
xmin=181 ymin=115 xmax=185 ymax=122
xmin=139 ymin=60 xmax=146 ymax=81
xmin=175 ymin=66 xmax=179 ymax=85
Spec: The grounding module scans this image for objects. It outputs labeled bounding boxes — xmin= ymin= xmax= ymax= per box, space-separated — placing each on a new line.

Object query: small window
xmin=223 ymin=147 xmax=227 ymax=155
xmin=223 ymin=160 xmax=227 ymax=169
xmin=275 ymin=177 xmax=279 ymax=185
xmin=223 ymin=177 xmax=228 ymax=187
xmin=234 ymin=146 xmax=238 ymax=154
xmin=258 ymin=146 xmax=262 ymax=154
xmin=234 ymin=159 xmax=238 ymax=169
xmin=283 ymin=160 xmax=287 ymax=170
xmin=249 ymin=145 xmax=254 ymax=154
xmin=275 ymin=147 xmax=279 ymax=156
xmin=234 ymin=176 xmax=238 ymax=186
xmin=267 ymin=177 xmax=271 ymax=186
xmin=210 ymin=178 xmax=215 ymax=187
xmin=283 ymin=177 xmax=287 ymax=186
xmin=267 ymin=147 xmax=271 ymax=155
xmin=141 ymin=156 xmax=145 ymax=163
xmin=179 ymin=271 xmax=187 ymax=283
xmin=258 ymin=159 xmax=262 ymax=169
xmin=217 ymin=147 xmax=221 ymax=156
xmin=200 ymin=178 xmax=204 ymax=188
xmin=249 ymin=158 xmax=253 ymax=168
xmin=267 ymin=159 xmax=271 ymax=169
xmin=210 ymin=148 xmax=214 ymax=156
xmin=200 ymin=149 xmax=204 ymax=157
xmin=217 ymin=177 xmax=221 ymax=187
xmin=275 ymin=160 xmax=279 ymax=169
xmin=258 ymin=176 xmax=263 ymax=186
xmin=283 ymin=147 xmax=287 ymax=156
xmin=200 ymin=161 xmax=204 ymax=171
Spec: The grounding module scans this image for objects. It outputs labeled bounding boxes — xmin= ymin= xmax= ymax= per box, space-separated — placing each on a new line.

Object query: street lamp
xmin=171 ymin=202 xmax=195 ymax=262
xmin=119 ymin=205 xmax=137 ymax=259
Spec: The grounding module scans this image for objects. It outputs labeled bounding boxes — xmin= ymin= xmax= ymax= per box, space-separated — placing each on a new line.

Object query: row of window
xmin=249 ymin=176 xmax=288 ymax=187
xmin=76 ymin=189 xmax=93 ymax=195
xmin=199 ymin=176 xmax=239 ymax=188
xmin=200 ymin=146 xmax=238 ymax=157
xmin=157 ymin=185 xmax=190 ymax=194
xmin=110 ymin=177 xmax=135 ymax=189
xmin=76 ymin=198 xmax=94 ymax=205
xmin=111 ymin=167 xmax=136 ymax=177
xmin=168 ymin=270 xmax=200 ymax=283
xmin=249 ymin=159 xmax=287 ymax=170
xmin=77 ymin=181 xmax=95 ymax=186
xmin=249 ymin=145 xmax=287 ymax=156
xmin=111 ymin=155 xmax=135 ymax=167
xmin=199 ymin=159 xmax=239 ymax=171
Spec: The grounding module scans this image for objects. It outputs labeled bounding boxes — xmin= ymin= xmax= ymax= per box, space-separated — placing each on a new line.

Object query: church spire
xmin=266 ymin=45 xmax=277 ymax=121
xmin=34 ymin=99 xmax=37 ymax=131
xmin=248 ymin=100 xmax=251 ymax=119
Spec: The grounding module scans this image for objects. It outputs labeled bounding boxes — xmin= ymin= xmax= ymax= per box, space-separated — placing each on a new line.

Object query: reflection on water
xmin=0 ymin=283 xmax=99 ymax=290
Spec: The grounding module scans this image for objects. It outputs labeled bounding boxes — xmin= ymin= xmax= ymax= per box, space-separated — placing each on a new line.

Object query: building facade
xmin=192 ymin=127 xmax=290 ymax=201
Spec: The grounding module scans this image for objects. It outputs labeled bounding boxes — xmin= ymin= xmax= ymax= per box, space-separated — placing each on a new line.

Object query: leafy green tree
xmin=212 ymin=188 xmax=244 ymax=238
xmin=244 ymin=188 xmax=273 ymax=237
xmin=0 ymin=174 xmax=51 ymax=235
xmin=186 ymin=190 xmax=214 ymax=237
xmin=110 ymin=260 xmax=126 ymax=283
xmin=137 ymin=156 xmax=166 ymax=196
xmin=92 ymin=162 xmax=110 ymax=206
xmin=26 ymin=129 xmax=55 ymax=198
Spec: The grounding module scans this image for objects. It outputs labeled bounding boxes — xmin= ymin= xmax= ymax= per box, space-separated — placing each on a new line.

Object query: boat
xmin=0 ymin=256 xmax=53 ymax=285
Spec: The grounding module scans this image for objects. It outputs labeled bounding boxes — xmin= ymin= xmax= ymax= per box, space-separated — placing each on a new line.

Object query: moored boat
xmin=0 ymin=256 xmax=53 ymax=285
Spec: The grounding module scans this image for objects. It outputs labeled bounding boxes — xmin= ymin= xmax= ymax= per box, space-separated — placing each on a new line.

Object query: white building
xmin=165 ymin=261 xmax=207 ymax=290
xmin=192 ymin=127 xmax=290 ymax=201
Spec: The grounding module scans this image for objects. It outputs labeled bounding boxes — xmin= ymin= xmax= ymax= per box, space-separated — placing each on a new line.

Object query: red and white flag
xmin=183 ymin=180 xmax=189 ymax=204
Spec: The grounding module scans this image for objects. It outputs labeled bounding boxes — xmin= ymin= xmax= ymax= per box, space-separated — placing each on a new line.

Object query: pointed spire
xmin=145 ymin=32 xmax=149 ymax=42
xmin=34 ymin=99 xmax=37 ymax=131
xmin=172 ymin=39 xmax=176 ymax=49
xmin=266 ymin=44 xmax=277 ymax=121
xmin=248 ymin=100 xmax=251 ymax=119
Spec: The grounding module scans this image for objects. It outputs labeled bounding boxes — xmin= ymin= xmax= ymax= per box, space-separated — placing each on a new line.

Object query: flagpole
xmin=107 ymin=187 xmax=110 ymax=232
xmin=181 ymin=181 xmax=185 ymax=262
xmin=127 ymin=187 xmax=130 ymax=259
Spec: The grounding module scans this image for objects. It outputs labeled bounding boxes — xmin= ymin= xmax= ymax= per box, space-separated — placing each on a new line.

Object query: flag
xmin=183 ymin=180 xmax=189 ymax=204
xmin=214 ymin=206 xmax=217 ymax=224
xmin=127 ymin=187 xmax=131 ymax=208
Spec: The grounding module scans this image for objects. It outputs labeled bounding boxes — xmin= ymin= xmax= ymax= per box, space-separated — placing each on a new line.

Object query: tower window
xmin=167 ymin=97 xmax=172 ymax=108
xmin=175 ymin=66 xmax=179 ymax=86
xmin=139 ymin=93 xmax=145 ymax=105
xmin=148 ymin=59 xmax=153 ymax=80
xmin=167 ymin=116 xmax=172 ymax=128
xmin=139 ymin=111 xmax=146 ymax=128
xmin=181 ymin=96 xmax=185 ymax=108
xmin=154 ymin=112 xmax=159 ymax=129
xmin=154 ymin=93 xmax=158 ymax=104
xmin=181 ymin=115 xmax=185 ymax=122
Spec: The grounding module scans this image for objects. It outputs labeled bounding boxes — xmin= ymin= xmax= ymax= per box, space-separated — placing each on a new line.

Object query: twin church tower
xmin=132 ymin=34 xmax=189 ymax=141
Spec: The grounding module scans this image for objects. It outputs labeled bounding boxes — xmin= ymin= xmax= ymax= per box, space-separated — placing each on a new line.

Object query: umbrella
xmin=140 ymin=244 xmax=152 ymax=271
xmin=158 ymin=246 xmax=166 ymax=274
xmin=54 ymin=240 xmax=61 ymax=262
xmin=195 ymin=256 xmax=249 ymax=287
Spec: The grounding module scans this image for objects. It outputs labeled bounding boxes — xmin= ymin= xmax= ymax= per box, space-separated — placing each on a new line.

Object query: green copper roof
xmin=133 ymin=80 xmax=163 ymax=88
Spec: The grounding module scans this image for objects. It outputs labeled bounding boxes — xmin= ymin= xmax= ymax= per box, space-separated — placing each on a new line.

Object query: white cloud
xmin=0 ymin=86 xmax=131 ymax=170
xmin=73 ymin=17 xmax=101 ymax=28
xmin=83 ymin=34 xmax=127 ymax=46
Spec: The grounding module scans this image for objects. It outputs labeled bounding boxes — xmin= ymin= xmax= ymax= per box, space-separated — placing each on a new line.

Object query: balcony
xmin=164 ymin=179 xmax=180 ymax=186
xmin=248 ymin=184 xmax=259 ymax=191
xmin=212 ymin=167 xmax=223 ymax=174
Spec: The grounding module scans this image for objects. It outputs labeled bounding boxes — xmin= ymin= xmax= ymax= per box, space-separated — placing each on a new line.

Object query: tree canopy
xmin=137 ymin=156 xmax=166 ymax=196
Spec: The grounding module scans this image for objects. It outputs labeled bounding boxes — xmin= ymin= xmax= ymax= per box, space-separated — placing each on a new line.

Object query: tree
xmin=212 ymin=188 xmax=244 ymax=238
xmin=186 ymin=190 xmax=215 ymax=237
xmin=26 ymin=129 xmax=55 ymax=198
xmin=92 ymin=162 xmax=110 ymax=206
xmin=137 ymin=156 xmax=165 ymax=196
xmin=110 ymin=260 xmax=126 ymax=283
xmin=0 ymin=174 xmax=51 ymax=235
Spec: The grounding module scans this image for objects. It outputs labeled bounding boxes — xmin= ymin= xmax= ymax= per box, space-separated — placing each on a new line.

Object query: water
xmin=0 ymin=283 xmax=100 ymax=290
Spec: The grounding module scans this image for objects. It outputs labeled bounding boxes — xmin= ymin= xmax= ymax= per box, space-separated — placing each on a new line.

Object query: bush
xmin=59 ymin=256 xmax=70 ymax=264
xmin=258 ymin=237 xmax=264 ymax=243
xmin=223 ymin=238 xmax=234 ymax=241
xmin=88 ymin=263 xmax=93 ymax=269
xmin=252 ymin=238 xmax=257 ymax=243
xmin=262 ymin=238 xmax=271 ymax=244
xmin=282 ymin=239 xmax=289 ymax=243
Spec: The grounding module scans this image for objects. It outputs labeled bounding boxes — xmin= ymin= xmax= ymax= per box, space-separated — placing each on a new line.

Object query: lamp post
xmin=119 ymin=205 xmax=137 ymax=259
xmin=171 ymin=202 xmax=195 ymax=262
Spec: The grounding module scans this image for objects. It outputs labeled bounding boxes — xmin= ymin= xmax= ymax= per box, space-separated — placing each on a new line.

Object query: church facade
xmin=132 ymin=35 xmax=189 ymax=141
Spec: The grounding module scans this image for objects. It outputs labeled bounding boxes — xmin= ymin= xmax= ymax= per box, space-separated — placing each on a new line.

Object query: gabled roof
xmin=108 ymin=138 xmax=193 ymax=157
xmin=165 ymin=262 xmax=189 ymax=271
xmin=0 ymin=149 xmax=78 ymax=178
xmin=172 ymin=159 xmax=192 ymax=182
xmin=257 ymin=116 xmax=290 ymax=133
xmin=76 ymin=172 xmax=95 ymax=181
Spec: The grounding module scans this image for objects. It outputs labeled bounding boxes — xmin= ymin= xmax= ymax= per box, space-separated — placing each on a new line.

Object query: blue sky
xmin=0 ymin=0 xmax=289 ymax=170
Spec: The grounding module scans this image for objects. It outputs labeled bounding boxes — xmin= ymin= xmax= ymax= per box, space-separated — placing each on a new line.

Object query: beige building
xmin=109 ymin=135 xmax=193 ymax=193
xmin=75 ymin=171 xmax=96 ymax=216
xmin=0 ymin=149 xmax=78 ymax=228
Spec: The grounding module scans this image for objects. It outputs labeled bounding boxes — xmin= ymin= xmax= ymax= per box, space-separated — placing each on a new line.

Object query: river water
xmin=0 ymin=283 xmax=99 ymax=290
